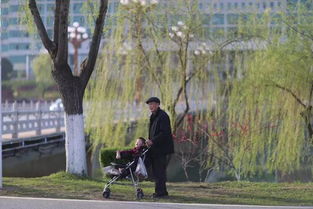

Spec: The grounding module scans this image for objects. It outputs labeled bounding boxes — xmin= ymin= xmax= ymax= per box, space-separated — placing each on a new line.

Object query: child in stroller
xmin=102 ymin=137 xmax=149 ymax=199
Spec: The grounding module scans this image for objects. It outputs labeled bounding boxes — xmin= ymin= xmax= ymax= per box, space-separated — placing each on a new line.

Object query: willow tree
xmin=227 ymin=7 xmax=313 ymax=177
xmin=85 ymin=0 xmax=235 ymax=150
xmin=28 ymin=0 xmax=108 ymax=175
xmin=32 ymin=54 xmax=55 ymax=98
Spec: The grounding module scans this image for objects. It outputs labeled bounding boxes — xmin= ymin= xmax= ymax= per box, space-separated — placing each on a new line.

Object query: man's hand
xmin=146 ymin=139 xmax=153 ymax=146
xmin=116 ymin=151 xmax=121 ymax=159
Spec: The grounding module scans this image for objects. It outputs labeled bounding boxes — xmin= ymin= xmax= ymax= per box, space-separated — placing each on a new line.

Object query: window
xmin=241 ymin=2 xmax=246 ymax=8
xmin=234 ymin=2 xmax=238 ymax=9
xmin=263 ymin=2 xmax=267 ymax=9
xmin=47 ymin=4 xmax=55 ymax=12
xmin=199 ymin=2 xmax=203 ymax=9
xmin=278 ymin=1 xmax=281 ymax=7
xmin=73 ymin=3 xmax=82 ymax=14
xmin=212 ymin=14 xmax=224 ymax=25
xmin=114 ymin=2 xmax=119 ymax=11
xmin=220 ymin=2 xmax=224 ymax=10
xmin=9 ymin=5 xmax=19 ymax=13
xmin=47 ymin=29 xmax=53 ymax=38
xmin=73 ymin=16 xmax=85 ymax=25
xmin=2 ymin=18 xmax=9 ymax=27
xmin=9 ymin=43 xmax=29 ymax=50
xmin=108 ymin=2 xmax=114 ymax=13
xmin=1 ymin=32 xmax=8 ymax=40
xmin=47 ymin=17 xmax=54 ymax=27
xmin=227 ymin=14 xmax=239 ymax=25
xmin=1 ymin=8 xmax=9 ymax=15
xmin=227 ymin=2 xmax=232 ymax=9
xmin=202 ymin=14 xmax=211 ymax=25
xmin=2 ymin=44 xmax=9 ymax=52
xmin=9 ymin=30 xmax=22 ymax=37
xmin=9 ymin=18 xmax=18 ymax=25
xmin=37 ymin=4 xmax=44 ymax=13
xmin=270 ymin=2 xmax=275 ymax=9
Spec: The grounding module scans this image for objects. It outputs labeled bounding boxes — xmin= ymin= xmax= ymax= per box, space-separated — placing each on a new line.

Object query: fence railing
xmin=1 ymin=99 xmax=211 ymax=139
xmin=2 ymin=101 xmax=64 ymax=138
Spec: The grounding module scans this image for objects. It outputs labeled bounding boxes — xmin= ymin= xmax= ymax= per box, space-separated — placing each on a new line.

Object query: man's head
xmin=146 ymin=97 xmax=160 ymax=113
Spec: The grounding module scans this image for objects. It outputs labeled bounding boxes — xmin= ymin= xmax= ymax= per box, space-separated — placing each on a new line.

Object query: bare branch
xmin=175 ymin=41 xmax=190 ymax=128
xmin=172 ymin=41 xmax=186 ymax=112
xmin=80 ymin=0 xmax=108 ymax=90
xmin=309 ymin=81 xmax=313 ymax=107
xmin=145 ymin=15 xmax=165 ymax=65
xmin=29 ymin=0 xmax=56 ymax=56
xmin=271 ymin=82 xmax=306 ymax=108
xmin=282 ymin=19 xmax=313 ymax=42
xmin=53 ymin=0 xmax=62 ymax=57
xmin=55 ymin=0 xmax=70 ymax=65
xmin=137 ymin=39 xmax=163 ymax=96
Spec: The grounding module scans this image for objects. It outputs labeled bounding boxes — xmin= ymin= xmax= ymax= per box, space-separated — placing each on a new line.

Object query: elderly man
xmin=145 ymin=97 xmax=174 ymax=198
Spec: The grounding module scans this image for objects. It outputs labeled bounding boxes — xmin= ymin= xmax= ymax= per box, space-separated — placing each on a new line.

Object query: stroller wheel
xmin=136 ymin=188 xmax=144 ymax=199
xmin=103 ymin=188 xmax=111 ymax=199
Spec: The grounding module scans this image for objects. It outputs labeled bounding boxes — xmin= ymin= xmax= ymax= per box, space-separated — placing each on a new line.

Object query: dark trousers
xmin=145 ymin=154 xmax=168 ymax=195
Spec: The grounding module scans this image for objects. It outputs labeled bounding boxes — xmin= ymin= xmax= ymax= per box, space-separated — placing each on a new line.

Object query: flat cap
xmin=146 ymin=97 xmax=160 ymax=104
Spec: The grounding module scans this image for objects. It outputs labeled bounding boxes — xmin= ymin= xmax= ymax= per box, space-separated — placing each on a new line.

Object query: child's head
xmin=135 ymin=137 xmax=146 ymax=148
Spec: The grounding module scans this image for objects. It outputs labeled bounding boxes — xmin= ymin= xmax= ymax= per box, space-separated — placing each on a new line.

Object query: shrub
xmin=100 ymin=147 xmax=132 ymax=167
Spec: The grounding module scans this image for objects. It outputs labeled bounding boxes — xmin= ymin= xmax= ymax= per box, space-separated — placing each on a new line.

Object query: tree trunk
xmin=52 ymin=65 xmax=87 ymax=175
xmin=65 ymin=113 xmax=87 ymax=175
xmin=301 ymin=106 xmax=313 ymax=140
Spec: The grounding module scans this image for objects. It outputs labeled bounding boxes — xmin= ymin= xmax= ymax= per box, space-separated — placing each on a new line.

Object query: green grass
xmin=1 ymin=172 xmax=313 ymax=206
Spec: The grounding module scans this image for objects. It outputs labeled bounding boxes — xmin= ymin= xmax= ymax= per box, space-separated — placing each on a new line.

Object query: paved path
xmin=2 ymin=127 xmax=65 ymax=140
xmin=0 ymin=196 xmax=312 ymax=209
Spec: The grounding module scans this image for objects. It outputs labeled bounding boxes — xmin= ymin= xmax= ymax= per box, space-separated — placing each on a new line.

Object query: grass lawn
xmin=0 ymin=172 xmax=313 ymax=206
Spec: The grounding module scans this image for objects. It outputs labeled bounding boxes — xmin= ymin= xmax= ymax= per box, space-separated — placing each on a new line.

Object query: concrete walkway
xmin=2 ymin=127 xmax=65 ymax=141
xmin=0 ymin=196 xmax=312 ymax=209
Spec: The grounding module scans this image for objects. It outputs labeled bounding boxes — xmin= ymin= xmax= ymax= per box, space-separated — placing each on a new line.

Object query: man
xmin=145 ymin=97 xmax=174 ymax=198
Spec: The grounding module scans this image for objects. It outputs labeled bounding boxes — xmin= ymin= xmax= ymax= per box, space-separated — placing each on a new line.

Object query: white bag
xmin=135 ymin=157 xmax=148 ymax=179
xmin=103 ymin=166 xmax=120 ymax=176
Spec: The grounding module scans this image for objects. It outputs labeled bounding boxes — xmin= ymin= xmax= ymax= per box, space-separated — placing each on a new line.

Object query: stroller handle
xmin=141 ymin=146 xmax=151 ymax=156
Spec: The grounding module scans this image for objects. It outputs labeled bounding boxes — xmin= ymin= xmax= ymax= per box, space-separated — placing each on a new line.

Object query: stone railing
xmin=1 ymin=99 xmax=211 ymax=139
xmin=2 ymin=101 xmax=64 ymax=138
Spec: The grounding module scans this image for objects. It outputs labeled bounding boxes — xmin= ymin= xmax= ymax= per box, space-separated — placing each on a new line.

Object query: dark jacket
xmin=149 ymin=108 xmax=174 ymax=156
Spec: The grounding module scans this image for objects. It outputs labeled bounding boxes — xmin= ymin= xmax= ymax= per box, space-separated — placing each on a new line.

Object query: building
xmin=0 ymin=0 xmax=305 ymax=79
xmin=0 ymin=0 xmax=118 ymax=79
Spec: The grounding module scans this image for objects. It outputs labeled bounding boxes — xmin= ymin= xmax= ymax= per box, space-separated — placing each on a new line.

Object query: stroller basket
xmin=102 ymin=148 xmax=149 ymax=199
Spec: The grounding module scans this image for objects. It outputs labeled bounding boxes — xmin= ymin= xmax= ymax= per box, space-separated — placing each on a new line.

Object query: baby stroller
xmin=102 ymin=147 xmax=149 ymax=199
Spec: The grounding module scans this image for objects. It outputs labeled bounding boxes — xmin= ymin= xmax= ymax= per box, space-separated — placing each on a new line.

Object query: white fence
xmin=2 ymin=101 xmax=64 ymax=138
xmin=1 ymin=99 xmax=211 ymax=139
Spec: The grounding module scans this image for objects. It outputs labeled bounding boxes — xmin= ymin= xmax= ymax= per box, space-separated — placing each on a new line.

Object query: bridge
xmin=2 ymin=101 xmax=64 ymax=140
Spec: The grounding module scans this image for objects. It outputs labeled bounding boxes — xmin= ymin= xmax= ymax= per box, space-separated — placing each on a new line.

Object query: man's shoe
xmin=152 ymin=192 xmax=169 ymax=198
